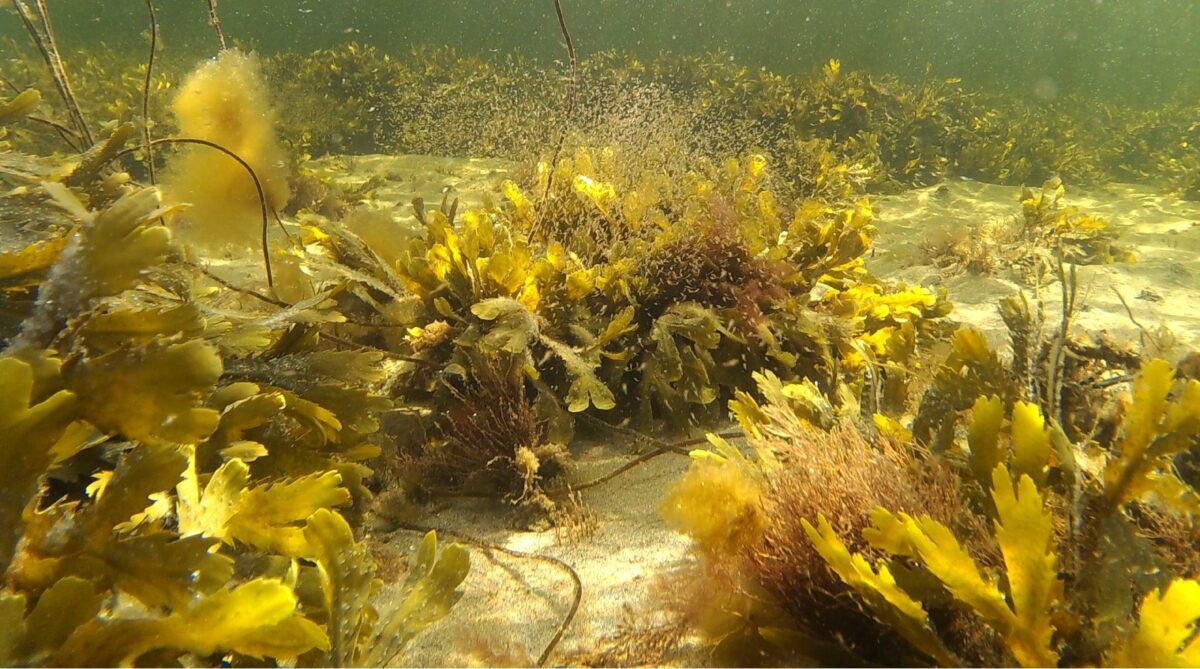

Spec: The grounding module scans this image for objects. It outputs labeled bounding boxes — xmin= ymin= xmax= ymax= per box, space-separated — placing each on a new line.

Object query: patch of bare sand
xmin=870 ymin=179 xmax=1200 ymax=355
xmin=369 ymin=436 xmax=709 ymax=667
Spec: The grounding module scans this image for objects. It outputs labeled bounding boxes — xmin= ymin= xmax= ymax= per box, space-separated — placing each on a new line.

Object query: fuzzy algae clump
xmin=164 ymin=49 xmax=291 ymax=250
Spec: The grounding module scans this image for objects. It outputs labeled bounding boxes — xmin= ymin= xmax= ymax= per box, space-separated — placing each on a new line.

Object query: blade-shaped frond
xmin=804 ymin=515 xmax=959 ymax=666
xmin=992 ymin=464 xmax=1061 ymax=667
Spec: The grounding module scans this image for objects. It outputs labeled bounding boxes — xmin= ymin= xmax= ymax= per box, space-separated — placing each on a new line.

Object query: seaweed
xmin=662 ymin=372 xmax=985 ymax=666
xmin=1019 ymin=177 xmax=1133 ymax=265
xmin=284 ymin=148 xmax=950 ymax=501
xmin=13 ymin=41 xmax=1200 ymax=200
xmin=0 ymin=74 xmax=467 ymax=668
xmin=8 ymin=6 xmax=1200 ymax=666
xmin=162 ymin=49 xmax=291 ymax=251
xmin=812 ymin=368 xmax=1200 ymax=667
xmin=666 ymin=321 xmax=1200 ymax=666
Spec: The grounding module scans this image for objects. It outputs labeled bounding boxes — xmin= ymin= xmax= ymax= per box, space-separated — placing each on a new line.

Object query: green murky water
xmin=4 ymin=1 xmax=1200 ymax=103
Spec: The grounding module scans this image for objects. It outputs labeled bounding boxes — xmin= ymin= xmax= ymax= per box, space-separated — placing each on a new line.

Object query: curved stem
xmin=11 ymin=0 xmax=92 ymax=145
xmin=107 ymin=137 xmax=274 ymax=288
xmin=0 ymin=74 xmax=81 ymax=150
xmin=393 ymin=523 xmax=582 ymax=667
xmin=34 ymin=0 xmax=90 ymax=144
xmin=554 ymin=431 xmax=740 ymax=494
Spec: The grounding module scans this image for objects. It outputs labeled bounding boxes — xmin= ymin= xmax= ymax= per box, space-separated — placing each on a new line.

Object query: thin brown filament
xmin=204 ymin=0 xmax=229 ymax=50
xmin=424 ymin=430 xmax=742 ymax=499
xmin=26 ymin=114 xmax=80 ymax=150
xmin=141 ymin=0 xmax=159 ymax=184
xmin=195 ymin=271 xmax=422 ymax=334
xmin=556 ymin=430 xmax=742 ymax=493
xmin=11 ymin=0 xmax=92 ymax=145
xmin=33 ymin=0 xmax=91 ymax=144
xmin=530 ymin=0 xmax=578 ymax=241
xmin=0 ymin=74 xmax=79 ymax=150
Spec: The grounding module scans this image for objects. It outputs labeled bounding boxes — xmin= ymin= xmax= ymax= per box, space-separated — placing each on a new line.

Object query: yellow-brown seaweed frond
xmin=661 ymin=370 xmax=992 ymax=665
xmin=1020 ymin=177 xmax=1133 ymax=265
xmin=0 ymin=134 xmax=467 ymax=665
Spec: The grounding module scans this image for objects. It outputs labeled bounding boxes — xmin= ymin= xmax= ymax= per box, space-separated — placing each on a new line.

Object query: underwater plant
xmin=1018 ymin=176 xmax=1132 ymax=265
xmin=264 ymin=43 xmax=416 ymax=156
xmin=162 ymin=49 xmax=291 ymax=250
xmin=805 ymin=360 xmax=1200 ymax=667
xmin=8 ymin=5 xmax=1200 ymax=666
xmin=664 ymin=311 xmax=1200 ymax=666
xmin=280 ymin=147 xmax=951 ymax=508
xmin=0 ymin=55 xmax=469 ymax=667
xmin=9 ymin=40 xmax=1200 ymax=201
xmin=921 ymin=177 xmax=1132 ymax=286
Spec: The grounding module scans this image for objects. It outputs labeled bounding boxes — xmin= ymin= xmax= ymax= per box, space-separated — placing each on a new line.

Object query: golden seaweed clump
xmin=0 ymin=102 xmax=468 ymax=666
xmin=666 ymin=325 xmax=1200 ymax=667
xmin=1020 ymin=177 xmax=1133 ymax=265
xmin=661 ymin=372 xmax=990 ymax=665
xmin=164 ymin=49 xmax=291 ymax=250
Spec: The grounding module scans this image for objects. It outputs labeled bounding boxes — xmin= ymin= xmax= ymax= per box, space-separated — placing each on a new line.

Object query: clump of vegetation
xmin=13 ymin=44 xmax=1200 ymax=199
xmin=264 ymin=43 xmax=415 ymax=156
xmin=0 ymin=53 xmax=468 ymax=669
xmin=287 ymin=146 xmax=950 ymax=506
xmin=1018 ymin=176 xmax=1132 ymax=265
xmin=922 ymin=177 xmax=1133 ymax=280
xmin=664 ymin=293 xmax=1200 ymax=666
xmin=164 ymin=49 xmax=292 ymax=250
xmin=8 ymin=5 xmax=1200 ymax=665
xmin=911 ymin=282 xmax=1143 ymax=448
xmin=0 ymin=38 xmax=181 ymax=156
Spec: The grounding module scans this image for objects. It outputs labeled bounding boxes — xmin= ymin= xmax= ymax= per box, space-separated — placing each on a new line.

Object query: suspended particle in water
xmin=1032 ymin=76 xmax=1060 ymax=102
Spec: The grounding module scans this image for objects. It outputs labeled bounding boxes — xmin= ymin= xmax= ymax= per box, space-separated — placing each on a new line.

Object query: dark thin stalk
xmin=427 ymin=430 xmax=742 ymax=499
xmin=197 ymin=260 xmax=423 ymax=332
xmin=107 ymin=137 xmax=274 ymax=288
xmin=10 ymin=0 xmax=91 ymax=145
xmin=33 ymin=0 xmax=91 ymax=144
xmin=1046 ymin=257 xmax=1077 ymax=424
xmin=141 ymin=0 xmax=158 ymax=184
xmin=552 ymin=430 xmax=742 ymax=494
xmin=270 ymin=207 xmax=297 ymax=245
xmin=392 ymin=429 xmax=742 ymax=662
xmin=32 ymin=0 xmax=85 ymax=137
xmin=1 ymin=75 xmax=19 ymax=94
xmin=530 ymin=0 xmax=578 ymax=241
xmin=204 ymin=0 xmax=228 ymax=50
xmin=554 ymin=1 xmax=577 ymax=71
xmin=192 ymin=263 xmax=287 ymax=307
xmin=1113 ymin=285 xmax=1167 ymax=354
xmin=27 ymin=114 xmax=80 ymax=150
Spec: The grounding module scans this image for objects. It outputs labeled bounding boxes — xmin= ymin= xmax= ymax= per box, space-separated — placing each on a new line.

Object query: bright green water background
xmin=3 ymin=0 xmax=1198 ymax=103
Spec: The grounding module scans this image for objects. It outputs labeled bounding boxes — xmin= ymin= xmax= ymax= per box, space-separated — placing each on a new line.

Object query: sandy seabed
xmin=308 ymin=155 xmax=1200 ymax=666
